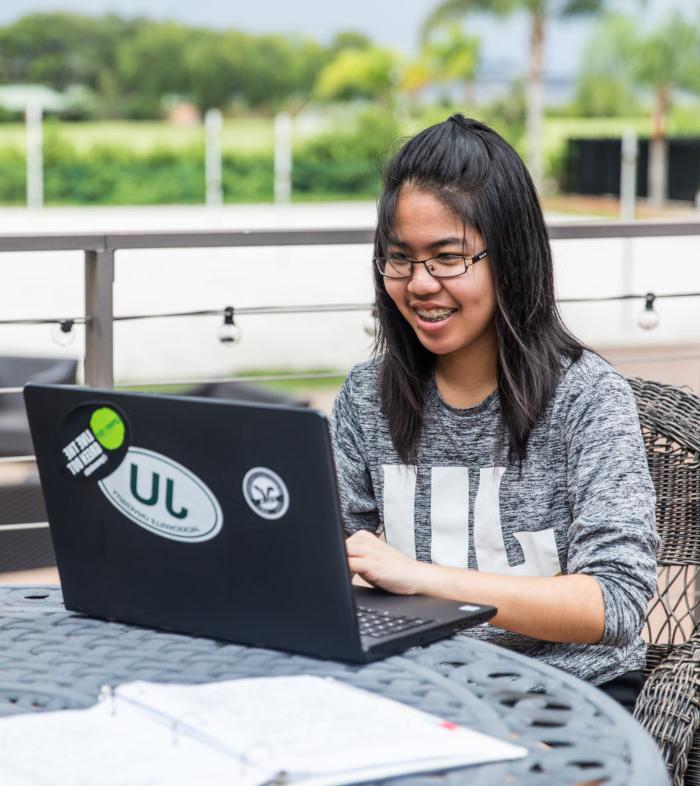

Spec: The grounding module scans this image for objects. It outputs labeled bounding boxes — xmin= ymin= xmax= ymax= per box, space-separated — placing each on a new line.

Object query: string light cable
xmin=0 ymin=316 xmax=87 ymax=347
xmin=0 ymin=291 xmax=699 ymax=346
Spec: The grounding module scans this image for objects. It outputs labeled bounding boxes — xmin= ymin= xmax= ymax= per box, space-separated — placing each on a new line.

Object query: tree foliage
xmin=421 ymin=0 xmax=609 ymax=187
xmin=633 ymin=11 xmax=700 ymax=95
xmin=328 ymin=30 xmax=373 ymax=53
xmin=423 ymin=23 xmax=479 ymax=83
xmin=0 ymin=13 xmax=135 ymax=91
xmin=403 ymin=22 xmax=479 ymax=102
xmin=314 ymin=47 xmax=401 ymax=102
xmin=574 ymin=15 xmax=640 ymax=116
xmin=116 ymin=20 xmax=193 ymax=116
xmin=0 ymin=13 xmax=330 ymax=117
xmin=423 ymin=0 xmax=606 ymax=38
xmin=574 ymin=11 xmax=700 ymax=117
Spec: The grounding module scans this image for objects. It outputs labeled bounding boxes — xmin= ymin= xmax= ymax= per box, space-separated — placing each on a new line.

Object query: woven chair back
xmin=629 ymin=377 xmax=700 ymax=674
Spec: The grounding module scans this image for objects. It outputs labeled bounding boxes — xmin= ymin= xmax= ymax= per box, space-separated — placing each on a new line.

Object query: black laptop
xmin=24 ymin=384 xmax=495 ymax=663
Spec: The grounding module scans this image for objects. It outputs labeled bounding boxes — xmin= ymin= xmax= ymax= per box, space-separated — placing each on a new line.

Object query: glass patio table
xmin=0 ymin=585 xmax=668 ymax=786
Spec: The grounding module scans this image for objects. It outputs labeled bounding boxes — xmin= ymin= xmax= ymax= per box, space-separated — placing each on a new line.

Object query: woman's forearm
xmin=346 ymin=531 xmax=606 ymax=644
xmin=413 ymin=563 xmax=606 ymax=645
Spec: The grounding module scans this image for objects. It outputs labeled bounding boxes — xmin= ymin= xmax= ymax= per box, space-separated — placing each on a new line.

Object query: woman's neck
xmin=434 ymin=335 xmax=498 ymax=409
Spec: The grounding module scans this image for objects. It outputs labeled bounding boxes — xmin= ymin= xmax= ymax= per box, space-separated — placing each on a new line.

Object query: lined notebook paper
xmin=0 ymin=675 xmax=526 ymax=786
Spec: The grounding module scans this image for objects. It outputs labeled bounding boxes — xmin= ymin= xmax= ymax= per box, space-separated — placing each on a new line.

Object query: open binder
xmin=0 ymin=675 xmax=526 ymax=786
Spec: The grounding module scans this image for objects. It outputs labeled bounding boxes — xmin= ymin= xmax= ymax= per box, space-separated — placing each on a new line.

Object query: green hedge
xmin=0 ymin=148 xmax=27 ymax=203
xmin=0 ymin=139 xmax=383 ymax=205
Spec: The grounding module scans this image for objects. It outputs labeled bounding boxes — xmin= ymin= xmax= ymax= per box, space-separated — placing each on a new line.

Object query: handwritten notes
xmin=0 ymin=676 xmax=526 ymax=786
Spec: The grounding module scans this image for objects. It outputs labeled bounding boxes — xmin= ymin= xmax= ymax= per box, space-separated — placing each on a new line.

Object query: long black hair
xmin=373 ymin=114 xmax=584 ymax=466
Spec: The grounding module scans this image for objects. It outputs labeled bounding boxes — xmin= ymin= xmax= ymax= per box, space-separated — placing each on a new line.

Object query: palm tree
xmin=405 ymin=23 xmax=480 ymax=105
xmin=632 ymin=13 xmax=700 ymax=205
xmin=574 ymin=12 xmax=700 ymax=205
xmin=423 ymin=0 xmax=607 ymax=190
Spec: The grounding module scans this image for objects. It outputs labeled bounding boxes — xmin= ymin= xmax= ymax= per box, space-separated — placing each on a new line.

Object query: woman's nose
xmin=406 ymin=262 xmax=442 ymax=294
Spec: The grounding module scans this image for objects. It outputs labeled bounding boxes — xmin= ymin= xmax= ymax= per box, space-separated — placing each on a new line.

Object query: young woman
xmin=331 ymin=115 xmax=658 ymax=711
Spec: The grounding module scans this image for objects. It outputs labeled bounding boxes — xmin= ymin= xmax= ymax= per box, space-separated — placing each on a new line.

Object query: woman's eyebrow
xmin=386 ymin=236 xmax=467 ymax=250
xmin=428 ymin=237 xmax=467 ymax=250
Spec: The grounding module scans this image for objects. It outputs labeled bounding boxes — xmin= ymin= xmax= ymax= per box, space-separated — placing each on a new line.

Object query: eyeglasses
xmin=374 ymin=249 xmax=488 ymax=279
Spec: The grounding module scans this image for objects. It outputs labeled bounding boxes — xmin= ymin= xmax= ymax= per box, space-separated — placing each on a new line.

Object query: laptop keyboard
xmin=356 ymin=606 xmax=434 ymax=638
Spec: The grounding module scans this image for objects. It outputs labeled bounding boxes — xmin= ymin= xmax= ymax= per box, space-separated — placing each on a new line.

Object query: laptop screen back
xmin=24 ymin=384 xmax=363 ymax=659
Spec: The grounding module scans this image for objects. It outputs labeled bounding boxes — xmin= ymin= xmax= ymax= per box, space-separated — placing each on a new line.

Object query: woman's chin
xmin=413 ymin=331 xmax=456 ymax=356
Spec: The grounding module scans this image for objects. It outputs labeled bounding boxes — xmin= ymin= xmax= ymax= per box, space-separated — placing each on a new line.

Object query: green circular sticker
xmin=89 ymin=407 xmax=125 ymax=450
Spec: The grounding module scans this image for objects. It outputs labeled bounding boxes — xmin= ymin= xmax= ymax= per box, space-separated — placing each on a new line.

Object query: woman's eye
xmin=437 ymin=254 xmax=465 ymax=263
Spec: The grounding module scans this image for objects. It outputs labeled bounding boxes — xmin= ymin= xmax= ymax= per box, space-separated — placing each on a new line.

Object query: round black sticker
xmin=242 ymin=467 xmax=290 ymax=520
xmin=57 ymin=402 xmax=131 ymax=483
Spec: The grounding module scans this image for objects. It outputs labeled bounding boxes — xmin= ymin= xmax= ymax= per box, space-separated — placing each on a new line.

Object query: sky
xmin=0 ymin=0 xmax=694 ymax=78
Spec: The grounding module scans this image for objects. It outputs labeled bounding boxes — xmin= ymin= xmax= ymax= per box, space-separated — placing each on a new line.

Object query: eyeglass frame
xmin=374 ymin=249 xmax=488 ymax=279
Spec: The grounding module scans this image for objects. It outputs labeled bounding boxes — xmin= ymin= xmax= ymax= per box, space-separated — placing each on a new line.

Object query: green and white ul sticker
xmin=99 ymin=447 xmax=223 ymax=543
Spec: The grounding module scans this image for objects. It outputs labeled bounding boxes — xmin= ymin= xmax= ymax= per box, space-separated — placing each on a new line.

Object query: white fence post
xmin=620 ymin=131 xmax=638 ymax=330
xmin=274 ymin=112 xmax=292 ymax=205
xmin=25 ymin=101 xmax=44 ymax=209
xmin=205 ymin=108 xmax=223 ymax=206
xmin=620 ymin=131 xmax=638 ymax=221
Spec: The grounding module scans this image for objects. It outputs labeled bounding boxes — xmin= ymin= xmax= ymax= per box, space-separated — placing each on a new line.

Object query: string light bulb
xmin=637 ymin=293 xmax=659 ymax=330
xmin=218 ymin=306 xmax=241 ymax=345
xmin=51 ymin=319 xmax=75 ymax=346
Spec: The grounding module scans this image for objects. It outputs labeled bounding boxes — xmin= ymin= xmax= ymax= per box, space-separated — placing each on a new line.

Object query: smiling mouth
xmin=413 ymin=307 xmax=458 ymax=323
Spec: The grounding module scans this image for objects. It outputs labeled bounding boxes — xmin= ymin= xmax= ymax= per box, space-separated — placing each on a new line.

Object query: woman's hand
xmin=345 ymin=530 xmax=429 ymax=595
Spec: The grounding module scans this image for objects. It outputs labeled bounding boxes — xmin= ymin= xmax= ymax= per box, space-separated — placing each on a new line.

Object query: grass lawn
xmin=1 ymin=112 xmax=698 ymax=158
xmin=0 ymin=117 xmax=275 ymax=153
xmin=121 ymin=370 xmax=346 ymax=415
xmin=0 ymin=115 xmax=632 ymax=156
xmin=545 ymin=113 xmax=700 ymax=160
xmin=545 ymin=116 xmax=651 ymax=142
xmin=123 ymin=370 xmax=345 ymax=394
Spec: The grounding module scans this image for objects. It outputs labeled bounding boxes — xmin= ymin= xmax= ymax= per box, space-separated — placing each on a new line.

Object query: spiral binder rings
xmin=0 ymin=676 xmax=525 ymax=786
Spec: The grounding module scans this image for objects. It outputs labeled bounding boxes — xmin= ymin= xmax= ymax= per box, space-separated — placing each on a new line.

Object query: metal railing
xmin=1 ymin=217 xmax=698 ymax=390
xmin=0 ymin=217 xmax=698 ymax=542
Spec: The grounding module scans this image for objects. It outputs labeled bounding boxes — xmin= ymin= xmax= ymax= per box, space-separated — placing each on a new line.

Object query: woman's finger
xmin=346 ymin=538 xmax=382 ymax=557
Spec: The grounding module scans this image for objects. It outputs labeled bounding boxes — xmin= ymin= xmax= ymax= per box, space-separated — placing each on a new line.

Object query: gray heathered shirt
xmin=330 ymin=350 xmax=659 ymax=685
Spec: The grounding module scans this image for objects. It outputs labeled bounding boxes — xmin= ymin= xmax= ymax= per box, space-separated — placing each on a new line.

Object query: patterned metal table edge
xmin=0 ymin=586 xmax=669 ymax=786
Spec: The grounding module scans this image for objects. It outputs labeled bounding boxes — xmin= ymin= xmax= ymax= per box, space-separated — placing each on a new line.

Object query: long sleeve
xmin=563 ymin=371 xmax=659 ymax=648
xmin=330 ymin=374 xmax=381 ymax=535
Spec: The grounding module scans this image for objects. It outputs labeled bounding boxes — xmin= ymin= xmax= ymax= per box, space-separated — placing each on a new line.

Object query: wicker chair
xmin=629 ymin=377 xmax=700 ymax=786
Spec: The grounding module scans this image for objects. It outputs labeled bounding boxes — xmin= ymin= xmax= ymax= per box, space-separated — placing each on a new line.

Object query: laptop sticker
xmin=98 ymin=447 xmax=223 ymax=543
xmin=242 ymin=467 xmax=289 ymax=520
xmin=59 ymin=403 xmax=131 ymax=483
